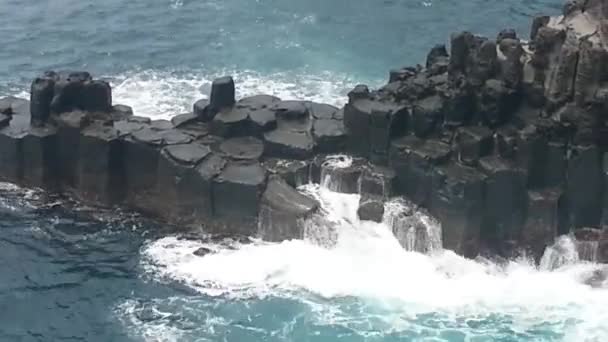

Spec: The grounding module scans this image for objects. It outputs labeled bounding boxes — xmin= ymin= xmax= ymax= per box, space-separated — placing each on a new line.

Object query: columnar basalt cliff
xmin=1 ymin=0 xmax=608 ymax=262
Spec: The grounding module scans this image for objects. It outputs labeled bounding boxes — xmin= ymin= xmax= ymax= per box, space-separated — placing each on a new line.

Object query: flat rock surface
xmin=262 ymin=178 xmax=318 ymax=215
xmin=219 ymin=136 xmax=264 ymax=160
xmin=164 ymin=143 xmax=211 ymax=165
xmin=237 ymin=95 xmax=281 ymax=110
xmin=217 ymin=161 xmax=266 ymax=186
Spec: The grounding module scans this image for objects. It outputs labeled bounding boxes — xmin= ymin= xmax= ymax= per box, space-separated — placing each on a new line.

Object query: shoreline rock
xmin=2 ymin=0 xmax=608 ymax=262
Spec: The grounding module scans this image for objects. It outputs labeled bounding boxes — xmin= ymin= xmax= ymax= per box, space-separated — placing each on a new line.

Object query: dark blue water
xmin=5 ymin=1 xmax=608 ymax=342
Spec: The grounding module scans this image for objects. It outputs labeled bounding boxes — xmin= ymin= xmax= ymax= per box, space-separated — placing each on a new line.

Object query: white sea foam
xmin=137 ymin=184 xmax=608 ymax=341
xmin=108 ymin=69 xmax=357 ymax=120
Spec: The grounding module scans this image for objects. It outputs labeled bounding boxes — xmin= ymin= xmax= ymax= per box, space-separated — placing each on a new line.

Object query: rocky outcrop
xmin=2 ymin=0 xmax=608 ymax=262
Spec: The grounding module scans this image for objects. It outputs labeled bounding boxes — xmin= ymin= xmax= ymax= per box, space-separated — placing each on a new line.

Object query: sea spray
xmin=383 ymin=197 xmax=442 ymax=253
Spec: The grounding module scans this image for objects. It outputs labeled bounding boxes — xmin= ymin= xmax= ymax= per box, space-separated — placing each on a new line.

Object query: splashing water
xmin=133 ymin=180 xmax=608 ymax=341
xmin=383 ymin=197 xmax=442 ymax=254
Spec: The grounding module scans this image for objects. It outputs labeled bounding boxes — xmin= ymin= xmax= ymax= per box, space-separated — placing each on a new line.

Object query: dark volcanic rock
xmin=521 ymin=189 xmax=560 ymax=261
xmin=193 ymin=99 xmax=212 ymax=122
xmin=190 ymin=154 xmax=227 ymax=220
xmin=112 ymin=104 xmax=133 ymax=118
xmin=313 ymin=119 xmax=346 ymax=153
xmin=430 ymin=162 xmax=485 ymax=258
xmin=318 ymin=156 xmax=366 ymax=194
xmin=22 ymin=126 xmax=59 ymax=189
xmin=258 ymin=177 xmax=318 ymax=241
xmin=344 ymin=95 xmax=408 ymax=160
xmin=171 ymin=113 xmax=198 ymax=128
xmin=55 ymin=111 xmax=91 ymax=188
xmin=273 ymin=100 xmax=309 ymax=120
xmin=359 ymin=164 xmax=396 ymax=198
xmin=357 ymin=195 xmax=385 ymax=223
xmin=263 ymin=158 xmax=310 ymax=187
xmin=412 ymin=95 xmax=443 ymax=138
xmin=307 ymin=102 xmax=340 ymax=120
xmin=210 ymin=107 xmax=250 ymax=137
xmin=390 ymin=136 xmax=451 ymax=206
xmin=264 ymin=130 xmax=314 ymax=160
xmin=455 ymin=126 xmax=493 ymax=166
xmin=219 ymin=136 xmax=264 ymax=161
xmin=30 ymin=77 xmax=55 ymax=127
xmin=78 ymin=125 xmax=124 ymax=204
xmin=124 ymin=128 xmax=165 ymax=212
xmin=212 ymin=161 xmax=267 ymax=234
xmin=209 ymin=77 xmax=236 ymax=113
xmin=157 ymin=143 xmax=212 ymax=222
xmin=479 ymin=156 xmax=527 ymax=251
xmin=237 ymin=95 xmax=281 ymax=111
xmin=565 ymin=144 xmax=603 ymax=228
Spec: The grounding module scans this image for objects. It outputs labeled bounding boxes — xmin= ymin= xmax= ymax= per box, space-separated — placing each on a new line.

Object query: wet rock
xmin=497 ymin=29 xmax=517 ymax=42
xmin=359 ymin=164 xmax=396 ymax=198
xmin=219 ymin=136 xmax=264 ymax=161
xmin=124 ymin=128 xmax=165 ymax=212
xmin=49 ymin=72 xmax=112 ymax=114
xmin=565 ymin=144 xmax=603 ymax=228
xmin=248 ymin=108 xmax=277 ymax=133
xmin=477 ymin=79 xmax=518 ymax=126
xmin=210 ymin=107 xmax=250 ymax=137
xmin=0 ymin=128 xmax=26 ymax=184
xmin=212 ymin=161 xmax=267 ymax=234
xmin=258 ymin=177 xmax=318 ymax=241
xmin=157 ymin=143 xmax=212 ymax=222
xmin=389 ymin=67 xmax=417 ymax=83
xmin=22 ymin=126 xmax=59 ymax=189
xmin=0 ymin=96 xmax=17 ymax=114
xmin=54 ymin=111 xmax=91 ymax=188
xmin=431 ymin=162 xmax=485 ymax=258
xmin=319 ymin=156 xmax=366 ymax=194
xmin=209 ymin=76 xmax=235 ymax=113
xmin=273 ymin=100 xmax=309 ymax=120
xmin=78 ymin=125 xmax=124 ymax=204
xmin=171 ymin=113 xmax=198 ymax=128
xmin=263 ymin=158 xmax=310 ymax=187
xmin=426 ymin=44 xmax=449 ymax=76
xmin=479 ymin=156 xmax=527 ymax=249
xmin=307 ymin=102 xmax=340 ymax=120
xmin=312 ymin=119 xmax=346 ymax=153
xmin=30 ymin=77 xmax=55 ymax=127
xmin=443 ymin=86 xmax=475 ymax=126
xmin=190 ymin=154 xmax=227 ymax=219
xmin=412 ymin=95 xmax=443 ymax=138
xmin=455 ymin=126 xmax=493 ymax=166
xmin=114 ymin=119 xmax=147 ymax=138
xmin=112 ymin=104 xmax=133 ymax=118
xmin=0 ymin=114 xmax=9 ymax=128
xmin=521 ymin=189 xmax=560 ymax=261
xmin=530 ymin=16 xmax=550 ymax=40
xmin=159 ymin=129 xmax=193 ymax=145
xmin=449 ymin=32 xmax=498 ymax=87
xmin=498 ymin=38 xmax=524 ymax=89
xmin=193 ymin=99 xmax=212 ymax=122
xmin=390 ymin=136 xmax=451 ymax=206
xmin=193 ymin=247 xmax=213 ymax=257
xmin=237 ymin=95 xmax=281 ymax=111
xmin=264 ymin=130 xmax=314 ymax=160
xmin=150 ymin=120 xmax=173 ymax=131
xmin=357 ymin=195 xmax=385 ymax=223
xmin=344 ymin=96 xmax=408 ymax=158
xmin=495 ymin=125 xmax=518 ymax=159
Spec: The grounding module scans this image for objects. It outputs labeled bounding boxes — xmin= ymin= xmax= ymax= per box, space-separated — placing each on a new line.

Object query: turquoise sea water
xmin=4 ymin=1 xmax=608 ymax=342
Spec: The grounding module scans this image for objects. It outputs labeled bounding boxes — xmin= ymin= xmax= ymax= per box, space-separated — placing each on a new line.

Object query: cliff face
xmin=1 ymin=0 xmax=607 ymax=262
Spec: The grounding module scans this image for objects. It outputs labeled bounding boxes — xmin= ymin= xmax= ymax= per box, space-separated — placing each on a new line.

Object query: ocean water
xmin=3 ymin=1 xmax=607 ymax=341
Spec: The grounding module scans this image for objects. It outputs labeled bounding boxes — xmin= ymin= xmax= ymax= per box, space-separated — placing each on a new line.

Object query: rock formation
xmin=1 ymin=0 xmax=608 ymax=261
